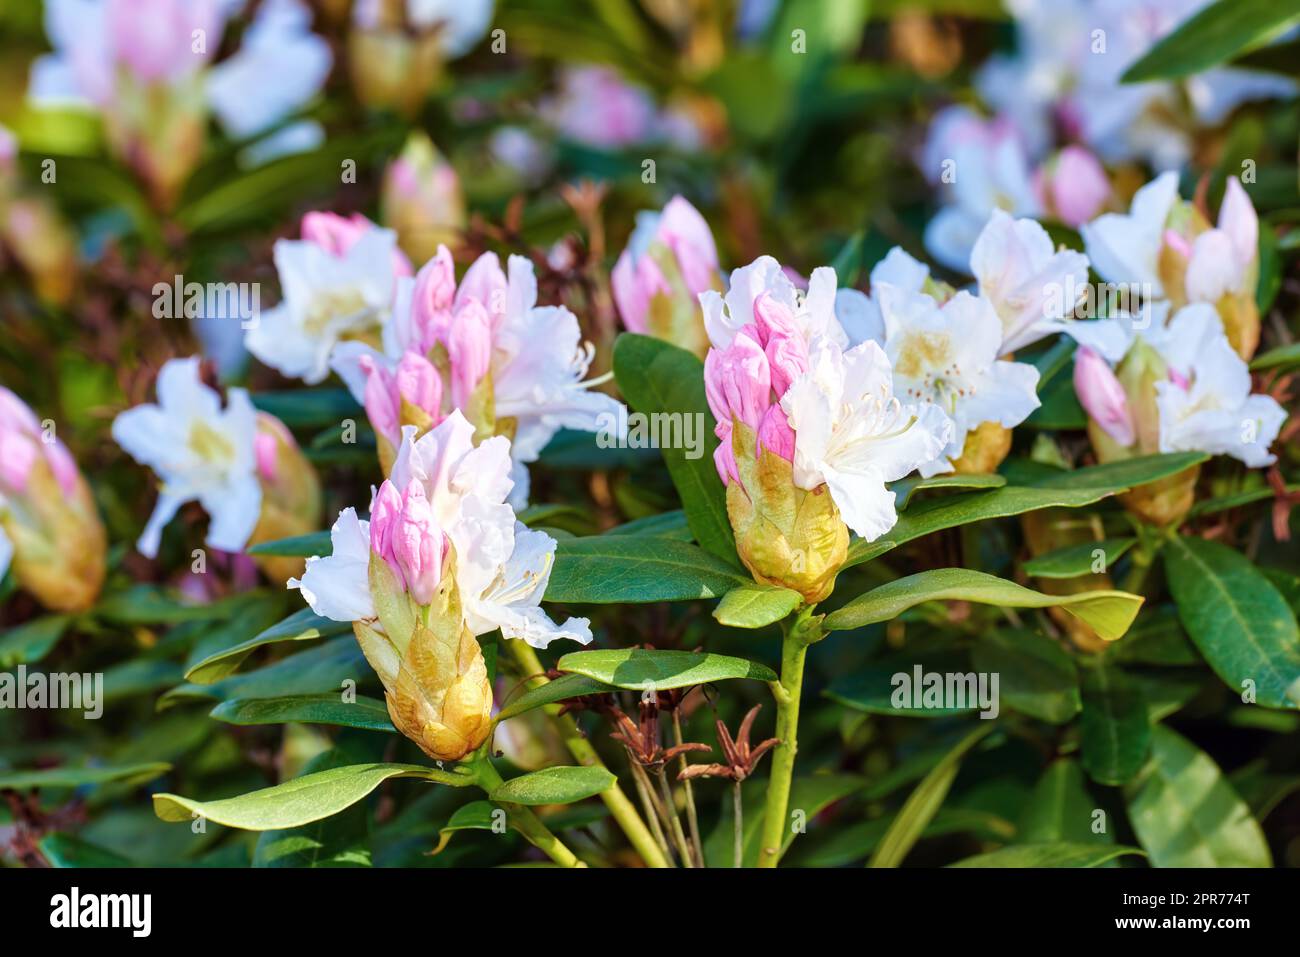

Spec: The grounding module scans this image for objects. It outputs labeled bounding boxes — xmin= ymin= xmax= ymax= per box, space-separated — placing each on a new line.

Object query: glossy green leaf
xmin=186 ymin=605 xmax=345 ymax=684
xmin=39 ymin=833 xmax=137 ymax=868
xmin=1121 ymin=0 xmax=1300 ymax=82
xmin=603 ymin=510 xmax=693 ymax=539
xmin=0 ymin=762 xmax=171 ymax=790
xmin=557 ymin=647 xmax=776 ymax=690
xmin=825 ymin=646 xmax=976 ymax=717
xmin=891 ymin=473 xmax=1006 ymax=509
xmin=1028 ymin=452 xmax=1208 ymax=490
xmin=824 ymin=568 xmax=1142 ymax=641
xmin=1127 ymin=726 xmax=1271 ymax=867
xmin=848 ymin=487 xmax=1114 ymax=566
xmin=612 ymin=334 xmax=737 ymax=565
xmin=153 ymin=763 xmax=470 ymax=831
xmin=429 ymin=801 xmax=509 ymax=855
xmin=712 ymin=582 xmax=802 ymax=628
xmin=0 ymin=614 xmax=73 ymax=668
xmin=1023 ymin=538 xmax=1136 ymax=579
xmin=1165 ymin=536 xmax=1300 ymax=709
xmin=546 ymin=536 xmax=748 ymax=603
xmin=1080 ymin=662 xmax=1151 ymax=786
xmin=949 ymin=843 xmax=1144 ymax=868
xmin=494 ymin=673 xmax=615 ymax=722
xmin=246 ymin=531 xmax=333 ymax=557
xmin=210 ymin=693 xmax=395 ymax=732
xmin=869 ymin=724 xmax=992 ymax=867
xmin=488 ymin=765 xmax=615 ymax=806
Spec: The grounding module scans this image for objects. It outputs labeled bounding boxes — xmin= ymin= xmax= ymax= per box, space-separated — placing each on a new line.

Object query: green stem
xmin=654 ymin=768 xmax=695 ymax=867
xmin=733 ymin=781 xmax=744 ymax=870
xmin=1121 ymin=525 xmax=1162 ymax=594
xmin=758 ymin=611 xmax=817 ymax=868
xmin=474 ymin=759 xmax=584 ymax=868
xmin=503 ymin=639 xmax=671 ymax=868
xmin=672 ymin=710 xmax=705 ymax=867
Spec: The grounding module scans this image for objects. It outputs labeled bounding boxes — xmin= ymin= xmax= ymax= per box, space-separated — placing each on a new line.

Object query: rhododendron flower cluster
xmin=330 ymin=245 xmax=624 ymax=503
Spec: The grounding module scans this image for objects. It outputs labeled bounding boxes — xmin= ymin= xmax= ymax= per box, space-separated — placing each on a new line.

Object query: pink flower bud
xmin=712 ymin=422 xmax=740 ymax=486
xmin=410 ymin=247 xmax=457 ymax=352
xmin=1074 ymin=347 xmax=1134 ymax=447
xmin=301 ymin=211 xmax=413 ymax=277
xmin=757 ymin=405 xmax=796 ymax=462
xmin=444 ymin=299 xmax=493 ymax=407
xmin=395 ymin=350 xmax=442 ymax=419
xmin=359 ymin=354 xmax=400 ymax=445
xmin=1036 ymin=146 xmax=1110 ymax=228
xmin=254 ymin=432 xmax=278 ymax=483
xmin=455 ymin=252 xmax=507 ymax=325
xmin=369 ymin=479 xmax=405 ymax=578
xmin=392 ymin=481 xmax=445 ymax=605
xmin=613 ymin=196 xmax=719 ymax=334
xmin=704 ymin=326 xmax=771 ymax=433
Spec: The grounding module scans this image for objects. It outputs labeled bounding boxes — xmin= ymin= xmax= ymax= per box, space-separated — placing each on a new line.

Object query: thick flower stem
xmin=503 ymin=639 xmax=671 ymax=868
xmin=473 ymin=760 xmax=584 ymax=867
xmin=758 ymin=612 xmax=818 ymax=868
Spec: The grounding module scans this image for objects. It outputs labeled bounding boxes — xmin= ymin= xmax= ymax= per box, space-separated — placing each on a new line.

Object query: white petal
xmin=289 ymin=508 xmax=375 ymax=622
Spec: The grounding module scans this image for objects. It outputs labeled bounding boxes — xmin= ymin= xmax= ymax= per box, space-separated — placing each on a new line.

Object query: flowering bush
xmin=1 ymin=0 xmax=1298 ymax=873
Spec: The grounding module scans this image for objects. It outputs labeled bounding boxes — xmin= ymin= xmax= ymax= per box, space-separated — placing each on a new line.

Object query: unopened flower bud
xmin=381 ymin=133 xmax=465 ymax=265
xmin=246 ymin=413 xmax=323 ymax=583
xmin=0 ymin=388 xmax=106 ymax=611
xmin=1034 ymin=146 xmax=1110 ymax=228
xmin=1074 ymin=346 xmax=1134 ymax=447
xmin=355 ymin=547 xmax=492 ymax=762
xmin=724 ymin=421 xmax=847 ymax=603
xmin=612 ymin=196 xmax=721 ymax=357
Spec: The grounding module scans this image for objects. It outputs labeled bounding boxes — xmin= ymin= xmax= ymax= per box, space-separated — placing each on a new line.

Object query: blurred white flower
xmin=112 ymin=356 xmax=261 ymax=558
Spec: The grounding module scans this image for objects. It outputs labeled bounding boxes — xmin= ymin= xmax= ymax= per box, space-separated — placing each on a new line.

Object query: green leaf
xmin=1250 ymin=341 xmax=1300 ymax=372
xmin=153 ymin=763 xmax=470 ymax=831
xmin=1023 ymin=538 xmax=1136 ymax=579
xmin=612 ymin=334 xmax=737 ymax=565
xmin=161 ymin=636 xmax=368 ymax=707
xmin=494 ymin=673 xmax=615 ymax=722
xmin=1127 ymin=726 xmax=1272 ymax=867
xmin=210 ymin=694 xmax=395 ymax=732
xmin=488 ymin=766 xmax=615 ymax=806
xmin=1121 ymin=0 xmax=1300 ymax=82
xmin=712 ymin=582 xmax=802 ymax=628
xmin=971 ymin=630 xmax=1080 ymax=724
xmin=823 ymin=569 xmax=1142 ymax=641
xmin=0 ymin=614 xmax=73 ymax=667
xmin=1079 ymin=662 xmax=1151 ymax=786
xmin=891 ymin=473 xmax=1006 ymax=509
xmin=847 ymin=487 xmax=1111 ymax=566
xmin=185 ymin=607 xmax=351 ymax=684
xmin=246 ymin=531 xmax=332 ymax=557
xmin=1028 ymin=452 xmax=1208 ymax=490
xmin=546 ymin=536 xmax=748 ymax=603
xmin=557 ymin=648 xmax=776 ymax=690
xmin=869 ymin=724 xmax=992 ymax=867
xmin=39 ymin=833 xmax=137 ymax=868
xmin=949 ymin=843 xmax=1144 ymax=868
xmin=429 ymin=801 xmax=509 ymax=855
xmin=1165 ymin=536 xmax=1300 ymax=709
xmin=604 ymin=510 xmax=693 ymax=539
xmin=0 ymin=762 xmax=171 ymax=790
xmin=1019 ymin=759 xmax=1109 ymax=845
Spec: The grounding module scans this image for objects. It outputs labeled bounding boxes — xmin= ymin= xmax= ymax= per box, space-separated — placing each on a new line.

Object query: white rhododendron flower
xmin=1080 ymin=171 xmax=1180 ymax=296
xmin=778 ymin=337 xmax=952 ymax=542
xmin=869 ymin=286 xmax=1040 ymax=476
xmin=247 ymin=213 xmax=411 ymax=384
xmin=970 ymin=210 xmax=1106 ymax=353
xmin=701 ymin=255 xmax=869 ymax=351
xmin=1181 ymin=177 xmax=1258 ymax=304
xmin=112 ymin=357 xmax=261 ymax=558
xmin=291 ymin=411 xmax=592 ymax=648
xmin=1152 ymin=307 xmax=1285 ymax=466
